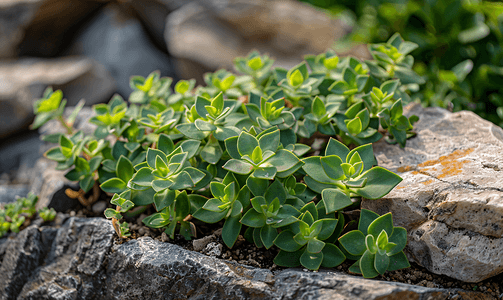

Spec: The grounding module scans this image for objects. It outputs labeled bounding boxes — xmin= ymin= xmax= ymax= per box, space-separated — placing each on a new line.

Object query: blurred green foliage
xmin=302 ymin=0 xmax=503 ymax=126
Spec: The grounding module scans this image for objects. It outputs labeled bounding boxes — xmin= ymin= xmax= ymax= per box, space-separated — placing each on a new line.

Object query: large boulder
xmin=0 ymin=57 xmax=115 ymax=138
xmin=0 ymin=0 xmax=42 ymax=58
xmin=0 ymin=217 xmax=488 ymax=299
xmin=363 ymin=103 xmax=503 ymax=282
xmin=66 ymin=4 xmax=176 ymax=98
xmin=165 ymin=0 xmax=358 ymax=83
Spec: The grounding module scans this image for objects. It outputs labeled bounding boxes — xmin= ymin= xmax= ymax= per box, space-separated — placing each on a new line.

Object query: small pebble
xmin=92 ymin=201 xmax=107 ymax=214
xmin=161 ymin=232 xmax=169 ymax=242
xmin=70 ymin=211 xmax=76 ymax=217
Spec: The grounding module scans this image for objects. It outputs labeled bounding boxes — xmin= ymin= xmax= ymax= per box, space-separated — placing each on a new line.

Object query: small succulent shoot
xmin=38 ymin=207 xmax=57 ymax=222
xmin=245 ymin=94 xmax=297 ymax=130
xmin=0 ymin=193 xmax=38 ymax=237
xmin=378 ymin=99 xmax=419 ymax=147
xmin=142 ymin=191 xmax=196 ymax=240
xmin=90 ymin=95 xmax=128 ymax=138
xmin=329 ymin=62 xmax=369 ymax=98
xmin=332 ymin=101 xmax=382 ymax=145
xmin=299 ymin=96 xmax=339 ymax=138
xmin=223 ymin=129 xmax=303 ymax=180
xmin=129 ymin=71 xmax=173 ymax=104
xmin=176 ymin=92 xmax=240 ymax=142
xmin=273 ymin=203 xmax=346 ymax=270
xmin=193 ymin=173 xmax=250 ymax=248
xmin=338 ymin=209 xmax=410 ymax=278
xmin=234 ymin=51 xmax=274 ymax=86
xmin=31 ymin=88 xmax=75 ymax=133
xmin=138 ymin=107 xmax=181 ymax=135
xmin=303 ymin=138 xmax=402 ymax=214
xmin=240 ymin=179 xmax=300 ymax=249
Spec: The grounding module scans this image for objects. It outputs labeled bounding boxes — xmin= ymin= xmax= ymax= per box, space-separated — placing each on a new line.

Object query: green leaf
xmin=258 ymin=129 xmax=280 ymax=153
xmin=251 ymin=167 xmax=277 ymax=180
xmin=266 ymin=149 xmax=301 ymax=173
xmin=366 ymin=234 xmax=378 ymax=254
xmin=222 ymin=159 xmax=254 ymax=175
xmin=194 ymin=119 xmax=216 ymax=131
xmin=317 ymin=218 xmax=338 ymax=240
xmin=274 ymin=249 xmax=302 ymax=267
xmin=153 ymin=189 xmax=176 ymax=211
xmin=375 ymin=249 xmax=390 ymax=275
xmin=388 ymin=227 xmax=407 ymax=255
xmin=288 ymin=69 xmax=304 ymax=87
xmin=387 ymin=251 xmax=410 ymax=271
xmin=240 ymin=209 xmax=266 ymax=228
xmin=100 ymin=178 xmax=127 ymax=194
xmin=80 ymin=175 xmax=95 ymax=193
xmin=368 ymin=213 xmax=394 ymax=239
xmin=222 ymin=215 xmax=242 ymax=248
xmin=312 ymin=97 xmax=326 ymax=118
xmin=237 ymin=131 xmax=259 ymax=157
xmin=201 ymin=139 xmax=223 ymax=164
xmin=274 ymin=230 xmax=303 ymax=252
xmin=320 ymin=155 xmax=344 ymax=180
xmin=358 ymin=209 xmax=380 ymax=235
xmin=193 ymin=208 xmax=226 ymax=223
xmin=117 ymin=156 xmax=135 ymax=183
xmin=300 ymin=249 xmax=323 ymax=270
xmin=130 ymin=167 xmax=154 ymax=187
xmin=339 ymin=230 xmax=366 ymax=256
xmin=321 ymin=243 xmax=346 ymax=267
xmin=307 ymin=238 xmax=325 ymax=253
xmin=260 ymin=225 xmax=278 ymax=249
xmin=321 ymin=189 xmax=353 ymax=214
xmin=246 ymin=176 xmax=269 ymax=197
xmin=354 ymin=167 xmax=402 ymax=199
xmin=360 ymin=250 xmax=379 ymax=278
xmin=346 ymin=117 xmax=362 ymax=135
xmin=325 ymin=138 xmax=350 ymax=158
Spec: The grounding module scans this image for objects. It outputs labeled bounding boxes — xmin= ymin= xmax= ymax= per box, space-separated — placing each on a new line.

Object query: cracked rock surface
xmin=363 ymin=103 xmax=503 ymax=282
xmin=1 ymin=217 xmax=486 ymax=299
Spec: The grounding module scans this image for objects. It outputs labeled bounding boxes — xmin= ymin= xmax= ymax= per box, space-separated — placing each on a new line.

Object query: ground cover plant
xmin=28 ymin=33 xmax=423 ymax=278
xmin=302 ymin=0 xmax=503 ymax=126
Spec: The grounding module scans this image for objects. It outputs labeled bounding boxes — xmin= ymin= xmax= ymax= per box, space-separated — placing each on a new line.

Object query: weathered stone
xmin=104 ymin=236 xmax=484 ymax=299
xmin=14 ymin=218 xmax=114 ymax=300
xmin=66 ymin=4 xmax=175 ymax=98
xmin=165 ymin=0 xmax=356 ymax=83
xmin=192 ymin=234 xmax=216 ymax=252
xmin=17 ymin=0 xmax=107 ymax=57
xmin=0 ymin=57 xmax=115 ymax=138
xmin=0 ymin=217 xmax=491 ymax=299
xmin=363 ymin=103 xmax=503 ymax=282
xmin=29 ymin=157 xmax=80 ymax=212
xmin=0 ymin=0 xmax=42 ymax=58
xmin=0 ymin=131 xmax=43 ymax=183
xmin=0 ymin=185 xmax=29 ymax=204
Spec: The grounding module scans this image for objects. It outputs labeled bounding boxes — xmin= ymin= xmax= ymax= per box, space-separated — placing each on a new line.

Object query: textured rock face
xmin=1 ymin=218 xmax=487 ymax=300
xmin=0 ymin=217 xmax=114 ymax=300
xmin=165 ymin=0 xmax=358 ymax=83
xmin=363 ymin=103 xmax=503 ymax=282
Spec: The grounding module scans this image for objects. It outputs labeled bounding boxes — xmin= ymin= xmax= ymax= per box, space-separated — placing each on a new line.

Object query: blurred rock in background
xmin=0 ymin=0 xmax=360 ymax=197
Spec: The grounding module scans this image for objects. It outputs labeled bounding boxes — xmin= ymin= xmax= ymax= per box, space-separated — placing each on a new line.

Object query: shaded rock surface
xmin=66 ymin=4 xmax=175 ymax=98
xmin=0 ymin=0 xmax=42 ymax=58
xmin=0 ymin=217 xmax=490 ymax=299
xmin=364 ymin=103 xmax=503 ymax=282
xmin=0 ymin=57 xmax=115 ymax=138
xmin=165 ymin=0 xmax=355 ymax=83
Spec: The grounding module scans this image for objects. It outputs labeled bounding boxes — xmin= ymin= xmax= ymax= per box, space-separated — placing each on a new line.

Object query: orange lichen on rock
xmin=394 ymin=148 xmax=474 ymax=185
xmin=397 ymin=165 xmax=415 ymax=173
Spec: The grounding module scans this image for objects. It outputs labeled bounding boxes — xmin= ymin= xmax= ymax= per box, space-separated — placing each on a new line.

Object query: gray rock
xmin=363 ymin=103 xmax=503 ymax=282
xmin=0 ymin=184 xmax=29 ymax=204
xmin=192 ymin=234 xmax=216 ymax=251
xmin=0 ymin=57 xmax=115 ymax=138
xmin=0 ymin=131 xmax=43 ymax=180
xmin=0 ymin=217 xmax=490 ymax=299
xmin=14 ymin=217 xmax=114 ymax=300
xmin=30 ymin=157 xmax=80 ymax=212
xmin=91 ymin=201 xmax=107 ymax=215
xmin=104 ymin=236 xmax=482 ymax=299
xmin=0 ymin=0 xmax=42 ymax=58
xmin=66 ymin=4 xmax=175 ymax=98
xmin=16 ymin=0 xmax=107 ymax=57
xmin=165 ymin=0 xmax=354 ymax=82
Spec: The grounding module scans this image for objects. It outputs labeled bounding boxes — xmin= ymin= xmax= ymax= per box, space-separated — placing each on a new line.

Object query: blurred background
xmin=0 ymin=0 xmax=502 ymax=199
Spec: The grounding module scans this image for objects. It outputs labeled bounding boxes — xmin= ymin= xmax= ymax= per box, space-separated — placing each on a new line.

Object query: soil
xmin=55 ymin=200 xmax=503 ymax=299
